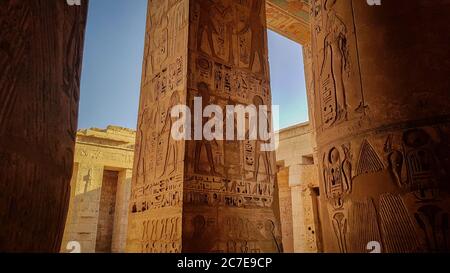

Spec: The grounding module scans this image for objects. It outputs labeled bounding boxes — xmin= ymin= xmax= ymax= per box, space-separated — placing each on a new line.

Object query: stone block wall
xmin=276 ymin=122 xmax=322 ymax=252
xmin=61 ymin=126 xmax=135 ymax=253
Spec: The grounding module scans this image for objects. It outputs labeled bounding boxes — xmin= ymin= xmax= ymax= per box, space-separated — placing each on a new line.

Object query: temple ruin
xmin=1 ymin=0 xmax=450 ymax=253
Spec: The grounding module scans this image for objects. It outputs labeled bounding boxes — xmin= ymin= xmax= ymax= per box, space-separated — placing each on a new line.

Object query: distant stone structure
xmin=61 ymin=126 xmax=135 ymax=253
xmin=276 ymin=122 xmax=322 ymax=253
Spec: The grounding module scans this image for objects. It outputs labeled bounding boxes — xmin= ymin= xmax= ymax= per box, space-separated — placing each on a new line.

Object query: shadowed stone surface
xmin=0 ymin=0 xmax=88 ymax=252
xmin=309 ymin=0 xmax=450 ymax=253
xmin=61 ymin=126 xmax=135 ymax=253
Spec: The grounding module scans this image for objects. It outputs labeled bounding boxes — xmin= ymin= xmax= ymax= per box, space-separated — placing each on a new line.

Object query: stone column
xmin=127 ymin=0 xmax=282 ymax=253
xmin=0 ymin=1 xmax=88 ymax=252
xmin=112 ymin=169 xmax=132 ymax=253
xmin=310 ymin=0 xmax=450 ymax=253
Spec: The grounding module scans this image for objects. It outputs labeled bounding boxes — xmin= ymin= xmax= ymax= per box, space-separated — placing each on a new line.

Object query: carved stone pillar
xmin=0 ymin=1 xmax=88 ymax=252
xmin=310 ymin=0 xmax=450 ymax=253
xmin=127 ymin=0 xmax=282 ymax=253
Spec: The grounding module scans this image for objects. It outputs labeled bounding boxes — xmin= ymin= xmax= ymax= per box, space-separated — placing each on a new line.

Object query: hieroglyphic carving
xmin=356 ymin=139 xmax=384 ymax=177
xmin=193 ymin=83 xmax=221 ymax=176
xmin=321 ymin=125 xmax=450 ymax=253
xmin=183 ymin=212 xmax=282 ymax=253
xmin=128 ymin=0 xmax=189 ymax=253
xmin=403 ymin=129 xmax=441 ymax=200
xmin=141 ymin=216 xmax=182 ymax=253
xmin=131 ymin=0 xmax=280 ymax=253
xmin=131 ymin=172 xmax=183 ymax=214
xmin=195 ymin=0 xmax=219 ymax=58
xmin=331 ymin=212 xmax=347 ymax=253
xmin=312 ymin=1 xmax=450 ymax=254
xmin=323 ymin=144 xmax=352 ymax=253
xmin=182 ymin=0 xmax=280 ymax=253
xmin=311 ymin=0 xmax=366 ymax=130
xmin=237 ymin=0 xmax=267 ymax=76
xmin=159 ymin=92 xmax=183 ymax=178
xmin=323 ymin=145 xmax=352 ymax=209
xmin=184 ymin=174 xmax=274 ymax=208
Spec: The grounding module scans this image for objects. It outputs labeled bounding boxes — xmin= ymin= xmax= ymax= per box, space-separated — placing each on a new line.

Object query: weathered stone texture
xmin=61 ymin=126 xmax=135 ymax=253
xmin=276 ymin=123 xmax=322 ymax=252
xmin=310 ymin=0 xmax=450 ymax=253
xmin=127 ymin=0 xmax=282 ymax=253
xmin=0 ymin=0 xmax=88 ymax=252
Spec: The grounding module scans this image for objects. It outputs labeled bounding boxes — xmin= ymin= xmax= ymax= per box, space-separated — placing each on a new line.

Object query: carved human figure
xmin=136 ymin=108 xmax=148 ymax=184
xmin=251 ymin=95 xmax=272 ymax=182
xmin=238 ymin=0 xmax=266 ymax=75
xmin=320 ymin=0 xmax=349 ymax=124
xmin=196 ymin=0 xmax=219 ymax=58
xmin=223 ymin=99 xmax=241 ymax=176
xmin=194 ymin=82 xmax=220 ymax=176
xmin=137 ymin=105 xmax=158 ymax=184
xmin=160 ymin=92 xmax=180 ymax=177
xmin=150 ymin=3 xmax=169 ymax=70
xmin=223 ymin=6 xmax=235 ymax=65
xmin=211 ymin=3 xmax=235 ymax=64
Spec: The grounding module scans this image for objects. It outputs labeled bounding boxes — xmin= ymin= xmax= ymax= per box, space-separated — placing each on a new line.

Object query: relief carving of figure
xmin=137 ymin=104 xmax=158 ymax=184
xmin=160 ymin=92 xmax=180 ymax=178
xmin=194 ymin=83 xmax=221 ymax=176
xmin=251 ymin=95 xmax=273 ymax=182
xmin=320 ymin=0 xmax=349 ymax=126
xmin=196 ymin=0 xmax=219 ymax=58
xmin=238 ymin=0 xmax=266 ymax=75
xmin=149 ymin=3 xmax=169 ymax=70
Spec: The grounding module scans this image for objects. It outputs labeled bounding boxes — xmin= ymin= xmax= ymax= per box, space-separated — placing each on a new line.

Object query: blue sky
xmin=78 ymin=0 xmax=308 ymax=130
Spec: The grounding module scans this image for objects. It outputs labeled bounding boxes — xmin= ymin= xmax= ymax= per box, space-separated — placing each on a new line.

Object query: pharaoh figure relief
xmin=128 ymin=0 xmax=281 ymax=253
xmin=320 ymin=0 xmax=348 ymax=123
xmin=312 ymin=0 xmax=365 ymax=131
